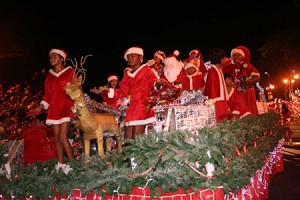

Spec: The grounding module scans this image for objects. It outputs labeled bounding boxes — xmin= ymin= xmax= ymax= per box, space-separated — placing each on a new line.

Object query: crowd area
xmin=0 ymin=73 xmax=45 ymax=137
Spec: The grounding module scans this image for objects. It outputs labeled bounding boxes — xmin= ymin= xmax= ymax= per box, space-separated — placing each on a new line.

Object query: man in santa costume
xmin=160 ymin=50 xmax=186 ymax=90
xmin=203 ymin=48 xmax=229 ymax=123
xmin=222 ymin=46 xmax=260 ymax=117
xmin=92 ymin=46 xmax=163 ymax=140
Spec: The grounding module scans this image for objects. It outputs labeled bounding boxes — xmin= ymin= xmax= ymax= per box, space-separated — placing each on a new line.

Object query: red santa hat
xmin=185 ymin=62 xmax=197 ymax=70
xmin=230 ymin=48 xmax=245 ymax=58
xmin=154 ymin=50 xmax=166 ymax=60
xmin=124 ymin=46 xmax=144 ymax=61
xmin=107 ymin=74 xmax=118 ymax=82
xmin=49 ymin=48 xmax=68 ymax=60
xmin=189 ymin=49 xmax=201 ymax=58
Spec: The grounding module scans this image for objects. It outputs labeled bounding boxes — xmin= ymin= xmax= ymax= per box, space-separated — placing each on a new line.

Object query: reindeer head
xmin=65 ymin=54 xmax=92 ymax=116
xmin=65 ymin=75 xmax=86 ymax=116
xmin=65 ymin=75 xmax=83 ymax=99
xmin=65 ymin=54 xmax=92 ymax=101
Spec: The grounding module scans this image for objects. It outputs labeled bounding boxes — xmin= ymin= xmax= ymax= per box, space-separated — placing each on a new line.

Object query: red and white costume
xmin=203 ymin=64 xmax=229 ymax=123
xmin=183 ymin=49 xmax=207 ymax=75
xmin=161 ymin=52 xmax=185 ymax=88
xmin=40 ymin=66 xmax=75 ymax=126
xmin=227 ymin=86 xmax=241 ymax=120
xmin=182 ymin=72 xmax=205 ymax=91
xmin=107 ymin=64 xmax=158 ymax=126
xmin=223 ymin=46 xmax=260 ymax=117
xmin=102 ymin=93 xmax=119 ymax=108
xmin=181 ymin=63 xmax=205 ymax=91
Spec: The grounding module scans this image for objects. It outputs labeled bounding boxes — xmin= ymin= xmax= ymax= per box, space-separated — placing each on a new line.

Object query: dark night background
xmin=1 ymin=1 xmax=300 ymax=97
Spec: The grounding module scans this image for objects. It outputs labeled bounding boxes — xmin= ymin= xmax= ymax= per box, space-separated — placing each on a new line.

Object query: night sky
xmin=1 ymin=1 xmax=300 ymax=93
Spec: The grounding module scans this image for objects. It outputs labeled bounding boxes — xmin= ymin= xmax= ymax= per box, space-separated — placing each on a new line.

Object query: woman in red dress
xmin=34 ymin=48 xmax=75 ymax=174
xmin=223 ymin=46 xmax=260 ymax=117
xmin=101 ymin=74 xmax=119 ymax=108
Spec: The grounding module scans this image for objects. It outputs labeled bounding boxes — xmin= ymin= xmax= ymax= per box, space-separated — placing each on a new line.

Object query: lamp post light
xmin=264 ymin=72 xmax=275 ymax=102
xmin=265 ymin=71 xmax=270 ymax=86
xmin=283 ymin=74 xmax=298 ymax=102
xmin=283 ymin=79 xmax=289 ymax=101
xmin=266 ymin=84 xmax=275 ymax=102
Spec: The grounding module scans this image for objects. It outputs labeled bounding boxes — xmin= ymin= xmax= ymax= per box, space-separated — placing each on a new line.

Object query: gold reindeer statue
xmin=65 ymin=55 xmax=122 ymax=159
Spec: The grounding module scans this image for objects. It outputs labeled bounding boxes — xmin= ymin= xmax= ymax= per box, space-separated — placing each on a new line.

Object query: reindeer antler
xmin=67 ymin=54 xmax=92 ymax=85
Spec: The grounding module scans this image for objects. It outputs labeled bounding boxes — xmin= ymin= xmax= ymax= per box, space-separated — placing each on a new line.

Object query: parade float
xmin=0 ymin=88 xmax=286 ymax=200
xmin=0 ymin=56 xmax=287 ymax=199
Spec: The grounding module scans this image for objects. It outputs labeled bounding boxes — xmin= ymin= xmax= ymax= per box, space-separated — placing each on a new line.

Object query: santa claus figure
xmin=160 ymin=50 xmax=186 ymax=90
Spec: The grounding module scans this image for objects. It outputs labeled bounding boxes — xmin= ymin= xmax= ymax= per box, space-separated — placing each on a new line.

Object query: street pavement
xmin=268 ymin=122 xmax=300 ymax=200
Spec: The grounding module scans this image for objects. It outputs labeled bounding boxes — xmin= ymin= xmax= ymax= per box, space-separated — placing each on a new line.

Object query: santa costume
xmin=223 ymin=46 xmax=260 ymax=117
xmin=203 ymin=63 xmax=229 ymax=123
xmin=107 ymin=47 xmax=157 ymax=126
xmin=41 ymin=49 xmax=76 ymax=126
xmin=160 ymin=50 xmax=186 ymax=89
xmin=181 ymin=62 xmax=205 ymax=91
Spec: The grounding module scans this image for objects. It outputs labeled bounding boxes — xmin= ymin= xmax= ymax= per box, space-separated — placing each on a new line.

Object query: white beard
xmin=163 ymin=65 xmax=181 ymax=83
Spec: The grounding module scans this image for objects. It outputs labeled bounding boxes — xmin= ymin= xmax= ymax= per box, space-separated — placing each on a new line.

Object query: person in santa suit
xmin=183 ymin=49 xmax=207 ymax=75
xmin=203 ymin=48 xmax=229 ymax=123
xmin=222 ymin=46 xmax=260 ymax=117
xmin=160 ymin=50 xmax=186 ymax=90
xmin=34 ymin=48 xmax=75 ymax=174
xmin=181 ymin=62 xmax=205 ymax=91
xmin=224 ymin=72 xmax=241 ymax=120
xmin=101 ymin=74 xmax=120 ymax=108
xmin=92 ymin=46 xmax=164 ymax=140
xmin=147 ymin=50 xmax=166 ymax=78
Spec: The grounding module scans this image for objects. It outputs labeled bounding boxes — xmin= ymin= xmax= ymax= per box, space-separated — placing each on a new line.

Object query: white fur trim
xmin=49 ymin=66 xmax=72 ymax=77
xmin=127 ymin=64 xmax=147 ymax=78
xmin=125 ymin=117 xmax=156 ymax=126
xmin=107 ymin=75 xmax=118 ymax=82
xmin=231 ymin=48 xmax=245 ymax=58
xmin=228 ymin=87 xmax=234 ymax=97
xmin=49 ymin=49 xmax=67 ymax=59
xmin=45 ymin=117 xmax=72 ymax=126
xmin=154 ymin=51 xmax=165 ymax=60
xmin=124 ymin=47 xmax=144 ymax=61
xmin=211 ymin=65 xmax=229 ymax=101
xmin=185 ymin=63 xmax=197 ymax=70
xmin=108 ymin=88 xmax=115 ymax=98
xmin=232 ymin=110 xmax=240 ymax=115
xmin=189 ymin=49 xmax=199 ymax=56
xmin=240 ymin=112 xmax=252 ymax=119
xmin=40 ymin=100 xmax=49 ymax=110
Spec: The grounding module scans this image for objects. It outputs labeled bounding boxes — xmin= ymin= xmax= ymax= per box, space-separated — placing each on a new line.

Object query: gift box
xmin=0 ymin=139 xmax=25 ymax=168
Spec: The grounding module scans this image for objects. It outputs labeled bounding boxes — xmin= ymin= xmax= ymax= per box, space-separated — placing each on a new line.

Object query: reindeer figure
xmin=65 ymin=55 xmax=122 ymax=159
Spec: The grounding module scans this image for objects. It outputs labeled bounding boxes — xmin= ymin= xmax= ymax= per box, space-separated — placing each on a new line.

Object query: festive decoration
xmin=236 ymin=76 xmax=247 ymax=92
xmin=65 ymin=76 xmax=123 ymax=159
xmin=84 ymin=94 xmax=123 ymax=116
xmin=0 ymin=111 xmax=286 ymax=199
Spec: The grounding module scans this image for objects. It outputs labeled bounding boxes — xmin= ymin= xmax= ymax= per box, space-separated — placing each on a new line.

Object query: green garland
xmin=0 ymin=111 xmax=285 ymax=199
